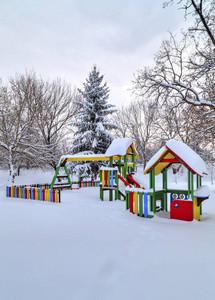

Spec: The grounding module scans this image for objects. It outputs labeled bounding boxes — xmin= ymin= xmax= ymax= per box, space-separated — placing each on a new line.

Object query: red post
xmin=42 ymin=189 xmax=45 ymax=201
xmin=33 ymin=188 xmax=35 ymax=200
xmin=9 ymin=187 xmax=11 ymax=197
xmin=53 ymin=189 xmax=55 ymax=202
xmin=105 ymin=170 xmax=108 ymax=187
xmin=129 ymin=192 xmax=133 ymax=213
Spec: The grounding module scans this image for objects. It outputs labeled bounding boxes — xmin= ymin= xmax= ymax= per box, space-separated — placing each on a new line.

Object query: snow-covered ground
xmin=0 ymin=168 xmax=215 ymax=300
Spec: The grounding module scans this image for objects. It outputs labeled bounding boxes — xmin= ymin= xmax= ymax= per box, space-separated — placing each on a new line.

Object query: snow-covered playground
xmin=0 ymin=167 xmax=215 ymax=300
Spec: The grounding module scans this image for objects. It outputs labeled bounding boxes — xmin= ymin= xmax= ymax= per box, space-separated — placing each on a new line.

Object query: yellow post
xmin=55 ymin=190 xmax=58 ymax=203
xmin=35 ymin=188 xmax=38 ymax=200
xmin=48 ymin=190 xmax=50 ymax=202
xmin=27 ymin=188 xmax=30 ymax=199
xmin=194 ymin=197 xmax=200 ymax=221
xmin=134 ymin=192 xmax=138 ymax=215
xmin=45 ymin=189 xmax=48 ymax=201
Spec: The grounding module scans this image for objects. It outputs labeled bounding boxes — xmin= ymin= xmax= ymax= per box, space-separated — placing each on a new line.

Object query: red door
xmin=170 ymin=200 xmax=193 ymax=221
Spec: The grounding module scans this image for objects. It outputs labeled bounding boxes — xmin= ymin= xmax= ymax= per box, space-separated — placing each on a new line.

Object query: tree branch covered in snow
xmin=132 ymin=0 xmax=215 ymax=163
xmin=0 ymin=71 xmax=80 ymax=182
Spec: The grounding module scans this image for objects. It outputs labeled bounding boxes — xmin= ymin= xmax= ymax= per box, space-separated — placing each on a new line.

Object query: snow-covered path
xmin=0 ymin=170 xmax=215 ymax=300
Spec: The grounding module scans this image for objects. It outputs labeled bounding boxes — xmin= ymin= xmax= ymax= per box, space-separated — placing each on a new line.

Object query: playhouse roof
xmin=144 ymin=139 xmax=208 ymax=177
xmin=105 ymin=138 xmax=139 ymax=159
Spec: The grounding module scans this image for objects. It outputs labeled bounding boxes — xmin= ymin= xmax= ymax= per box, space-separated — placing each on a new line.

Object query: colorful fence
xmin=6 ymin=186 xmax=61 ymax=203
xmin=125 ymin=188 xmax=153 ymax=218
xmin=10 ymin=183 xmax=52 ymax=189
xmin=78 ymin=180 xmax=99 ymax=188
xmin=53 ymin=180 xmax=100 ymax=189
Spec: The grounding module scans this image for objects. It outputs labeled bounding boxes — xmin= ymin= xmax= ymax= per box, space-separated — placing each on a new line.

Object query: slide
xmin=127 ymin=173 xmax=145 ymax=189
xmin=117 ymin=174 xmax=131 ymax=200
xmin=118 ymin=174 xmax=132 ymax=187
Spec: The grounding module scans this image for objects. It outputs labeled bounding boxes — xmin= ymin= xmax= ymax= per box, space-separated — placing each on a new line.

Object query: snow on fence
xmin=6 ymin=185 xmax=61 ymax=203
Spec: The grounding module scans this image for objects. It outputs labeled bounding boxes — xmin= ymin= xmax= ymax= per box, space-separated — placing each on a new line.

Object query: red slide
xmin=127 ymin=173 xmax=145 ymax=189
xmin=118 ymin=175 xmax=132 ymax=188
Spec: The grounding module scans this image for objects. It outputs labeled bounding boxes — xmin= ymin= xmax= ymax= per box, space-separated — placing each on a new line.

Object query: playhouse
xmin=143 ymin=139 xmax=209 ymax=221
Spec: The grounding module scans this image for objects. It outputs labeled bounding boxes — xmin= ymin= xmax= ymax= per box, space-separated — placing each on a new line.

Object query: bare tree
xmin=111 ymin=106 xmax=131 ymax=138
xmin=112 ymin=99 xmax=158 ymax=168
xmin=133 ymin=0 xmax=215 ymax=167
xmin=35 ymin=79 xmax=80 ymax=169
xmin=0 ymin=71 xmax=80 ymax=182
xmin=134 ymin=0 xmax=215 ymax=116
xmin=0 ymin=80 xmax=43 ymax=183
xmin=153 ymin=98 xmax=213 ymax=152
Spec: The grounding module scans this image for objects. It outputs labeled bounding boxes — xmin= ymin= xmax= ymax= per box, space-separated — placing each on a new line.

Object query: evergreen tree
xmin=70 ymin=65 xmax=120 ymax=179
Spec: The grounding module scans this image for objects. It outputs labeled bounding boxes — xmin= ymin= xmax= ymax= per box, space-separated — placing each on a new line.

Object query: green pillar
xmin=191 ymin=172 xmax=194 ymax=219
xmin=108 ymin=171 xmax=111 ymax=187
xmin=132 ymin=152 xmax=135 ymax=172
xmin=150 ymin=169 xmax=156 ymax=213
xmin=162 ymin=167 xmax=168 ymax=211
xmin=125 ymin=190 xmax=130 ymax=209
xmin=64 ymin=164 xmax=73 ymax=188
xmin=139 ymin=192 xmax=143 ymax=217
xmin=50 ymin=164 xmax=61 ymax=189
xmin=149 ymin=171 xmax=153 ymax=212
xmin=115 ymin=172 xmax=119 ymax=200
xmin=188 ymin=170 xmax=191 ymax=198
xmin=191 ymin=172 xmax=194 ymax=200
xmin=196 ymin=174 xmax=199 ymax=189
xmin=124 ymin=155 xmax=128 ymax=180
xmin=100 ymin=187 xmax=103 ymax=200
xmin=109 ymin=190 xmax=113 ymax=201
xmin=100 ymin=171 xmax=103 ymax=201
xmin=109 ymin=157 xmax=113 ymax=167
xmin=118 ymin=157 xmax=121 ymax=174
xmin=200 ymin=176 xmax=202 ymax=215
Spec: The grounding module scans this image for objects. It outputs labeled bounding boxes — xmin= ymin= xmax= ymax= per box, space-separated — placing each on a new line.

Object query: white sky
xmin=0 ymin=0 xmax=189 ymax=107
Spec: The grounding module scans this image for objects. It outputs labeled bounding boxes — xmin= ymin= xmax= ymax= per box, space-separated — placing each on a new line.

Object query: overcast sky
xmin=0 ymin=0 xmax=188 ymax=106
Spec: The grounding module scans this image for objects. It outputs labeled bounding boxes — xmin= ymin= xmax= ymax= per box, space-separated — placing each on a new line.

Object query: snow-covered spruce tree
xmin=70 ymin=66 xmax=120 ymax=180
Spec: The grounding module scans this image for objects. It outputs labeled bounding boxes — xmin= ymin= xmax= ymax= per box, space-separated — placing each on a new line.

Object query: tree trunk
xmin=9 ymin=151 xmax=16 ymax=184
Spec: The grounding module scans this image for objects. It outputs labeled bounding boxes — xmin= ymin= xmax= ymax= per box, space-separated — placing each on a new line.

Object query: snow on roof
xmin=60 ymin=154 xmax=107 ymax=159
xmin=105 ymin=138 xmax=134 ymax=157
xmin=166 ymin=139 xmax=207 ymax=177
xmin=58 ymin=153 xmax=110 ymax=165
xmin=144 ymin=139 xmax=208 ymax=177
xmin=57 ymin=138 xmax=138 ymax=164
